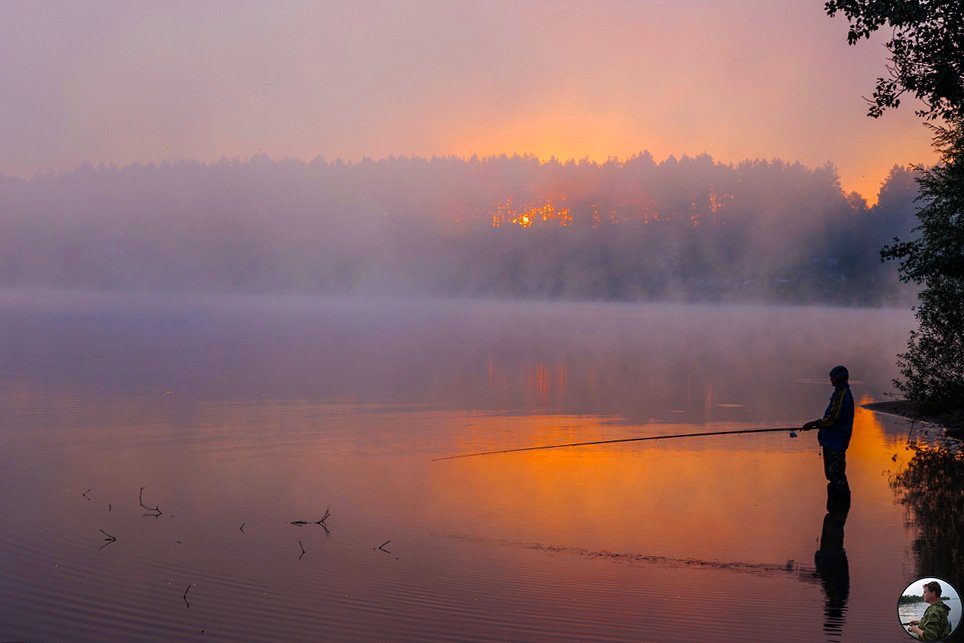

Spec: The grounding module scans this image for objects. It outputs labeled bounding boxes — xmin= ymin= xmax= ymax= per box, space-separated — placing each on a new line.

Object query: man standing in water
xmin=803 ymin=366 xmax=854 ymax=510
xmin=909 ymin=581 xmax=951 ymax=640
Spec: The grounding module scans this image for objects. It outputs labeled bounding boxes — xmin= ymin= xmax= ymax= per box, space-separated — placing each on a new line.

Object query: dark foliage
xmin=882 ymin=121 xmax=964 ymax=410
xmin=829 ymin=0 xmax=964 ymax=412
xmin=825 ymin=0 xmax=964 ymax=121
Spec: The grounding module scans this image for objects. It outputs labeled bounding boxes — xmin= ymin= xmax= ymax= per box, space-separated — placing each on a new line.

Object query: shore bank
xmin=863 ymin=400 xmax=964 ymax=432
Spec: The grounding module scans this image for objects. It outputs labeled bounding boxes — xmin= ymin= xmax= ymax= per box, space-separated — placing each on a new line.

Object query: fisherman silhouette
xmin=802 ymin=366 xmax=854 ymax=512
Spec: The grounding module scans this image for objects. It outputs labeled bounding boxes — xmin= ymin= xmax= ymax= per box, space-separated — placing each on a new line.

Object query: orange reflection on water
xmin=4 ymin=379 xmax=920 ymax=643
xmin=426 ymin=399 xmax=912 ymax=569
xmin=848 ymin=396 xmax=910 ymax=484
xmin=486 ymin=360 xmax=569 ymax=407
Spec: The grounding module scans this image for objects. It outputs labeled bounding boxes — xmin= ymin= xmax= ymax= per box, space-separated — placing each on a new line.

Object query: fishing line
xmin=433 ymin=426 xmax=803 ymax=461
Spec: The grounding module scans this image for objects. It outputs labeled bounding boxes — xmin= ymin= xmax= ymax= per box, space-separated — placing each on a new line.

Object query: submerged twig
xmin=99 ymin=528 xmax=116 ymax=551
xmin=291 ymin=506 xmax=332 ymax=532
xmin=316 ymin=505 xmax=332 ymax=535
xmin=139 ymin=487 xmax=162 ymax=518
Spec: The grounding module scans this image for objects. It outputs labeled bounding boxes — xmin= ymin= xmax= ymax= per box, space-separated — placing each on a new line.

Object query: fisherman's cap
xmin=829 ymin=365 xmax=849 ymax=381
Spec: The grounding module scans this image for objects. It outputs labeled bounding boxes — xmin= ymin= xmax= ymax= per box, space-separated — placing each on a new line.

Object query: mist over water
xmin=0 ymin=290 xmax=913 ymax=425
xmin=0 ymin=154 xmax=920 ymax=304
xmin=0 ymin=144 xmax=933 ymax=643
xmin=0 ymin=292 xmax=928 ymax=642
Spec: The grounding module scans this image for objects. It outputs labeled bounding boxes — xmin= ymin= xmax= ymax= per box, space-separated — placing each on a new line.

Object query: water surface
xmin=0 ymin=292 xmax=944 ymax=642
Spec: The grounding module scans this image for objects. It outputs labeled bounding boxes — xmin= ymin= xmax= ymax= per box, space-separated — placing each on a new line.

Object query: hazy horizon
xmin=0 ymin=0 xmax=937 ymax=203
xmin=0 ymin=150 xmax=921 ymax=305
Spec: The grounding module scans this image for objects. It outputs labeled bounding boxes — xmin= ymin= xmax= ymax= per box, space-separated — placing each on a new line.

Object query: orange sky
xmin=0 ymin=1 xmax=937 ymax=203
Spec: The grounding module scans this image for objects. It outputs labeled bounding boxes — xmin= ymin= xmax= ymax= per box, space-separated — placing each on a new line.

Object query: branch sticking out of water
xmin=139 ymin=487 xmax=162 ymax=518
xmin=291 ymin=506 xmax=332 ymax=532
xmin=183 ymin=584 xmax=191 ymax=608
xmin=82 ymin=489 xmax=91 ymax=500
xmin=378 ymin=540 xmax=391 ymax=553
xmin=298 ymin=540 xmax=306 ymax=560
xmin=240 ymin=523 xmax=245 ymax=533
xmin=99 ymin=529 xmax=116 ymax=551
xmin=316 ymin=505 xmax=332 ymax=536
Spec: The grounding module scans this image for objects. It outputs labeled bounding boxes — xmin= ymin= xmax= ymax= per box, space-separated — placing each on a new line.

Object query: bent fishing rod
xmin=433 ymin=426 xmax=807 ymax=461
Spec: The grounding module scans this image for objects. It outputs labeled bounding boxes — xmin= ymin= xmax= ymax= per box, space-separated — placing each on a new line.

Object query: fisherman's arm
xmin=813 ymin=391 xmax=844 ymax=429
xmin=917 ymin=614 xmax=945 ymax=641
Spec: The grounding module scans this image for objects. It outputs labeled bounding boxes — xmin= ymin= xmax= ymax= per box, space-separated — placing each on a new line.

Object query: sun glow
xmin=489 ymin=197 xmax=571 ymax=228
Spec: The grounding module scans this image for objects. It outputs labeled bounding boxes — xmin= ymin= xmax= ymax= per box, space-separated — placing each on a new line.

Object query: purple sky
xmin=0 ymin=0 xmax=935 ymax=202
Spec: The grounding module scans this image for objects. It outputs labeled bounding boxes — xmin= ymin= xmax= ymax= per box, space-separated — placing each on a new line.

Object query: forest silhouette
xmin=0 ymin=152 xmax=921 ymax=304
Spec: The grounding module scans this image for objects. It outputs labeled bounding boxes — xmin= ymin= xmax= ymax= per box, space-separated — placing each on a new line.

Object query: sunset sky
xmin=0 ymin=0 xmax=937 ymax=202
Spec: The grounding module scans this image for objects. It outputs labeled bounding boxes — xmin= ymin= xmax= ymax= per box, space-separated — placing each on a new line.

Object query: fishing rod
xmin=433 ymin=426 xmax=806 ymax=461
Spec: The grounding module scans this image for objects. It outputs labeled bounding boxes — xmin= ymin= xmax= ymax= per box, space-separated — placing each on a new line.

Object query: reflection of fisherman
xmin=909 ymin=581 xmax=951 ymax=640
xmin=814 ymin=490 xmax=850 ymax=636
xmin=802 ymin=366 xmax=854 ymax=510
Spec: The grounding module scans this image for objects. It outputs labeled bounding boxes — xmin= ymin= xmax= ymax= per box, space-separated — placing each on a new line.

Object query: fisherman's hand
xmin=802 ymin=421 xmax=816 ymax=431
xmin=909 ymin=620 xmax=920 ymax=626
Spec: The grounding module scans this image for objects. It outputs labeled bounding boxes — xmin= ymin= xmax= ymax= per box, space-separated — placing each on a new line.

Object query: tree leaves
xmin=883 ymin=121 xmax=964 ymax=410
xmin=829 ymin=1 xmax=964 ymax=411
xmin=825 ymin=0 xmax=964 ymax=121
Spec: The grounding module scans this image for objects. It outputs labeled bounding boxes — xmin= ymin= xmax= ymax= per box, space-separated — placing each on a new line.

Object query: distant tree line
xmin=0 ymin=153 xmax=920 ymax=304
xmin=899 ymin=594 xmax=951 ymax=605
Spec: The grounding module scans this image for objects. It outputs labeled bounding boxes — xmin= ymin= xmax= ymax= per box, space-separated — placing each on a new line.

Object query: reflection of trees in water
xmin=891 ymin=433 xmax=964 ymax=628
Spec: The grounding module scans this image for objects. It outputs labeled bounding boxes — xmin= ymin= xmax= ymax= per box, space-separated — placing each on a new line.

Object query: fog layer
xmin=0 ymin=153 xmax=920 ymax=304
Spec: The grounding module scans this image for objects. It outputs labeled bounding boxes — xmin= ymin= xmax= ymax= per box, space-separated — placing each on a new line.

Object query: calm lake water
xmin=0 ymin=291 xmax=955 ymax=642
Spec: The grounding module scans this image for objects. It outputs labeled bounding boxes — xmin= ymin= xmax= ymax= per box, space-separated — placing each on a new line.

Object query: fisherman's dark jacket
xmin=816 ymin=383 xmax=854 ymax=452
